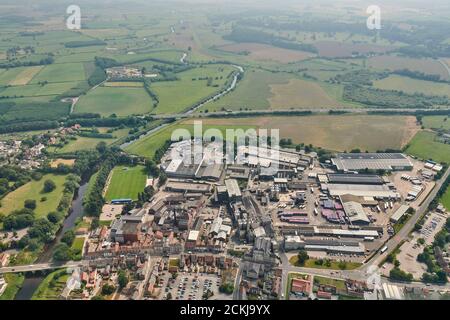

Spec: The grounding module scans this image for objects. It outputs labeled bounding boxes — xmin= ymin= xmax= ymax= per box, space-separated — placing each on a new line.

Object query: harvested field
xmin=50 ymin=158 xmax=76 ymax=168
xmin=8 ymin=66 xmax=43 ymax=86
xmin=185 ymin=115 xmax=419 ymax=152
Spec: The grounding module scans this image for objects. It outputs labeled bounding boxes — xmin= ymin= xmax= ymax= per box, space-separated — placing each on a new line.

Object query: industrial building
xmin=390 ymin=205 xmax=410 ymax=223
xmin=225 ymin=179 xmax=242 ymax=201
xmin=327 ymin=173 xmax=384 ymax=185
xmin=332 ymin=153 xmax=413 ymax=172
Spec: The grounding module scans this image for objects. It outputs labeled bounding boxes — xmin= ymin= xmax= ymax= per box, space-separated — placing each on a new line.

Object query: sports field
xmin=75 ymin=86 xmax=153 ymax=117
xmin=0 ymin=174 xmax=68 ymax=218
xmin=405 ymin=131 xmax=450 ymax=164
xmin=373 ymin=75 xmax=450 ymax=97
xmin=104 ymin=165 xmax=147 ymax=201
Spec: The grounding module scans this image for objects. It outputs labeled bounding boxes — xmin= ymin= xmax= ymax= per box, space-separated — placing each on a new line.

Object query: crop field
xmin=422 ymin=116 xmax=450 ymax=130
xmin=75 ymin=86 xmax=153 ymax=117
xmin=217 ymin=42 xmax=315 ymax=63
xmin=268 ymin=79 xmax=340 ymax=109
xmin=367 ymin=55 xmax=450 ymax=81
xmin=405 ymin=131 xmax=450 ymax=164
xmin=0 ymin=67 xmax=31 ymax=86
xmin=7 ymin=66 xmax=43 ymax=85
xmin=104 ymin=165 xmax=147 ymax=201
xmin=182 ymin=115 xmax=419 ymax=152
xmin=0 ymin=101 xmax=70 ymax=122
xmin=0 ymin=174 xmax=68 ymax=218
xmin=30 ymin=63 xmax=86 ymax=84
xmin=0 ymin=82 xmax=81 ymax=97
xmin=373 ymin=75 xmax=450 ymax=97
xmin=151 ymin=65 xmax=233 ymax=114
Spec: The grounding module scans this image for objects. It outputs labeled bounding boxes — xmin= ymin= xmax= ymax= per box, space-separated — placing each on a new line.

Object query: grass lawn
xmin=0 ymin=174 xmax=68 ymax=218
xmin=405 ymin=131 xmax=450 ymax=164
xmin=32 ymin=269 xmax=69 ymax=300
xmin=30 ymin=62 xmax=86 ymax=84
xmin=104 ymin=165 xmax=147 ymax=201
xmin=313 ymin=276 xmax=347 ymax=291
xmin=75 ymin=86 xmax=153 ymax=117
xmin=422 ymin=116 xmax=450 ymax=130
xmin=289 ymin=256 xmax=362 ymax=270
xmin=0 ymin=273 xmax=25 ymax=300
xmin=71 ymin=237 xmax=85 ymax=261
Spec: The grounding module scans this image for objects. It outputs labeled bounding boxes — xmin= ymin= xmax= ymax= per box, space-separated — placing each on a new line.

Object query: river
xmin=14 ymin=182 xmax=88 ymax=300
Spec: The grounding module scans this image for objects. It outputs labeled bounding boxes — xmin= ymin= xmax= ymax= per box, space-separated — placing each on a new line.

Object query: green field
xmin=71 ymin=237 xmax=85 ymax=261
xmin=151 ymin=65 xmax=233 ymax=114
xmin=32 ymin=270 xmax=69 ymax=300
xmin=289 ymin=255 xmax=362 ymax=270
xmin=49 ymin=128 xmax=130 ymax=153
xmin=441 ymin=186 xmax=450 ymax=211
xmin=124 ymin=122 xmax=255 ymax=159
xmin=422 ymin=116 xmax=450 ymax=130
xmin=0 ymin=174 xmax=68 ymax=217
xmin=75 ymin=86 xmax=153 ymax=117
xmin=373 ymin=75 xmax=450 ymax=97
xmin=204 ymin=69 xmax=290 ymax=111
xmin=313 ymin=276 xmax=347 ymax=291
xmin=405 ymin=131 xmax=450 ymax=164
xmin=30 ymin=63 xmax=86 ymax=84
xmin=104 ymin=165 xmax=147 ymax=201
xmin=0 ymin=82 xmax=81 ymax=97
xmin=0 ymin=273 xmax=25 ymax=301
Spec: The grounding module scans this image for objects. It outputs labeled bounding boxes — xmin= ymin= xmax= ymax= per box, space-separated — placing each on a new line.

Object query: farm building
xmin=332 ymin=153 xmax=413 ymax=172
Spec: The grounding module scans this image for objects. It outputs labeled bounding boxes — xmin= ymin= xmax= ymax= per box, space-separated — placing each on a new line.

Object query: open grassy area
xmin=0 ymin=174 xmax=68 ymax=217
xmin=151 ymin=65 xmax=232 ymax=114
xmin=75 ymin=86 xmax=153 ymax=117
xmin=71 ymin=237 xmax=85 ymax=261
xmin=8 ymin=66 xmax=43 ymax=85
xmin=30 ymin=62 xmax=86 ymax=84
xmin=367 ymin=55 xmax=450 ymax=81
xmin=0 ymin=273 xmax=25 ymax=300
xmin=405 ymin=131 xmax=450 ymax=164
xmin=373 ymin=75 xmax=450 ymax=97
xmin=32 ymin=270 xmax=69 ymax=300
xmin=104 ymin=165 xmax=147 ymax=201
xmin=441 ymin=186 xmax=450 ymax=211
xmin=124 ymin=122 xmax=255 ymax=158
xmin=313 ymin=276 xmax=347 ymax=291
xmin=289 ymin=255 xmax=362 ymax=270
xmin=422 ymin=116 xmax=450 ymax=130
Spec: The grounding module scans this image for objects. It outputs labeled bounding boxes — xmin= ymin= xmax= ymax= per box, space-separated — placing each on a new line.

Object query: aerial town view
xmin=0 ymin=0 xmax=450 ymax=308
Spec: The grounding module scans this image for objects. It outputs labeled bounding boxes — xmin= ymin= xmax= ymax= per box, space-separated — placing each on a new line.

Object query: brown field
xmin=8 ymin=66 xmax=43 ymax=86
xmin=184 ymin=115 xmax=419 ymax=152
xmin=218 ymin=43 xmax=314 ymax=63
xmin=103 ymin=81 xmax=144 ymax=87
xmin=50 ymin=158 xmax=76 ymax=168
xmin=268 ymin=79 xmax=337 ymax=108
xmin=368 ymin=55 xmax=449 ymax=81
xmin=0 ymin=52 xmax=6 ymax=60
xmin=314 ymin=41 xmax=393 ymax=58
